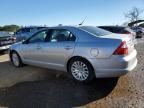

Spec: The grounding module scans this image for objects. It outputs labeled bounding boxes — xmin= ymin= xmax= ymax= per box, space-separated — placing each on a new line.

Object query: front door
xmin=21 ymin=30 xmax=49 ymax=65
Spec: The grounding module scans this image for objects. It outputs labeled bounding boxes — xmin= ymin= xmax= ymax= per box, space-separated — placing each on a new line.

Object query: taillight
xmin=113 ymin=41 xmax=128 ymax=55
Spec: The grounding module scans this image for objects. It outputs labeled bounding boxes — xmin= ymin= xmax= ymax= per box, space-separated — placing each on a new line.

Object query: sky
xmin=0 ymin=0 xmax=144 ymax=26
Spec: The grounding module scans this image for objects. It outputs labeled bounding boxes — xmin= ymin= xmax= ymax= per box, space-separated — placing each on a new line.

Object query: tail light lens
xmin=113 ymin=41 xmax=128 ymax=55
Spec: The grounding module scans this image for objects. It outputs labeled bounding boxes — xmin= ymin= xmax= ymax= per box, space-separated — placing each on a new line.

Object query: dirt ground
xmin=0 ymin=40 xmax=144 ymax=108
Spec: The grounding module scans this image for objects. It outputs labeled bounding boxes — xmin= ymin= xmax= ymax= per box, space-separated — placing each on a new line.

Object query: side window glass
xmin=49 ymin=29 xmax=76 ymax=42
xmin=28 ymin=31 xmax=48 ymax=43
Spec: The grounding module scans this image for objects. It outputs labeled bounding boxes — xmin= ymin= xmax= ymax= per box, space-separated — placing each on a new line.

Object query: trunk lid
xmin=101 ymin=33 xmax=135 ymax=55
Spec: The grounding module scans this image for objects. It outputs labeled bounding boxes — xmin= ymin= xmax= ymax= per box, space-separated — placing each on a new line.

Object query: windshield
xmin=79 ymin=26 xmax=112 ymax=36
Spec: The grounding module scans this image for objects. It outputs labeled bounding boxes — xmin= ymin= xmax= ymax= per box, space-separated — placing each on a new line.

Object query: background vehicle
xmin=0 ymin=31 xmax=16 ymax=52
xmin=131 ymin=27 xmax=144 ymax=38
xmin=98 ymin=26 xmax=136 ymax=40
xmin=14 ymin=26 xmax=47 ymax=42
xmin=9 ymin=26 xmax=137 ymax=83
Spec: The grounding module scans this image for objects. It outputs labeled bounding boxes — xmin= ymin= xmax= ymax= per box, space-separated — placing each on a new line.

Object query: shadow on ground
xmin=0 ymin=61 xmax=118 ymax=108
xmin=0 ymin=51 xmax=7 ymax=56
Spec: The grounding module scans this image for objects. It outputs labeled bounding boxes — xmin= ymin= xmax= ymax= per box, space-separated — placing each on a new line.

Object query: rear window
xmin=15 ymin=28 xmax=30 ymax=34
xmin=100 ymin=27 xmax=123 ymax=32
xmin=79 ymin=26 xmax=111 ymax=36
xmin=99 ymin=26 xmax=131 ymax=34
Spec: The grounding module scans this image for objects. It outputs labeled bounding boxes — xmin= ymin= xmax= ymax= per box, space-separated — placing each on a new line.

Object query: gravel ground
xmin=0 ymin=41 xmax=144 ymax=108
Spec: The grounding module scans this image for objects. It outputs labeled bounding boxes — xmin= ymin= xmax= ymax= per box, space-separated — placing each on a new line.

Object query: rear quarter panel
xmin=73 ymin=38 xmax=122 ymax=59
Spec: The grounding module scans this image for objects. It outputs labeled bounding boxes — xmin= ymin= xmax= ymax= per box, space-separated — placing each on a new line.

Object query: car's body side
xmin=9 ymin=26 xmax=137 ymax=78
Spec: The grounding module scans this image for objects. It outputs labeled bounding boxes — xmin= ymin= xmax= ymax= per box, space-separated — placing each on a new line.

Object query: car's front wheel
xmin=11 ymin=51 xmax=23 ymax=67
xmin=68 ymin=58 xmax=95 ymax=83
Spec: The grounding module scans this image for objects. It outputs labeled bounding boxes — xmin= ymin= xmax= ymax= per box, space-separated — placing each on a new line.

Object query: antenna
xmin=79 ymin=17 xmax=87 ymax=25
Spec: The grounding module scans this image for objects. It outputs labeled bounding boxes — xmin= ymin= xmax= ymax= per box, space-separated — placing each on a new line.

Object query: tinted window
xmin=49 ymin=29 xmax=76 ymax=42
xmin=79 ymin=26 xmax=111 ymax=36
xmin=99 ymin=26 xmax=127 ymax=34
xmin=29 ymin=31 xmax=48 ymax=43
xmin=111 ymin=27 xmax=123 ymax=33
xmin=99 ymin=27 xmax=113 ymax=32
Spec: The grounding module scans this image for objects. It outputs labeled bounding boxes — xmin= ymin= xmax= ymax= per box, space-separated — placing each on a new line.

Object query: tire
xmin=68 ymin=58 xmax=95 ymax=83
xmin=11 ymin=51 xmax=23 ymax=67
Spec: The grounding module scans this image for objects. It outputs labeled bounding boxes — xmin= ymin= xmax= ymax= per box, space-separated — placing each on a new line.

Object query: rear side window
xmin=79 ymin=26 xmax=111 ymax=36
xmin=49 ymin=29 xmax=76 ymax=42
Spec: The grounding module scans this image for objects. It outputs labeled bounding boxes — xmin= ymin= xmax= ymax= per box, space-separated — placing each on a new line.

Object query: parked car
xmin=131 ymin=27 xmax=144 ymax=38
xmin=98 ymin=26 xmax=136 ymax=40
xmin=14 ymin=26 xmax=47 ymax=42
xmin=9 ymin=26 xmax=137 ymax=82
xmin=0 ymin=31 xmax=16 ymax=52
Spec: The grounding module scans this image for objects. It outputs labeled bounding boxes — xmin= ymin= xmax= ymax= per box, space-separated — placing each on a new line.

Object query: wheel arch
xmin=66 ymin=56 xmax=96 ymax=76
xmin=9 ymin=50 xmax=21 ymax=61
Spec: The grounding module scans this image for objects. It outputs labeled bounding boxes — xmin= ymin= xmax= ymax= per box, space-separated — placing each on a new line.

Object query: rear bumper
xmin=89 ymin=49 xmax=137 ymax=78
xmin=95 ymin=58 xmax=137 ymax=78
xmin=0 ymin=45 xmax=11 ymax=51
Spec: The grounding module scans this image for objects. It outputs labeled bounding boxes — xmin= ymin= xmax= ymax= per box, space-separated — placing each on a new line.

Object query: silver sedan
xmin=9 ymin=26 xmax=137 ymax=82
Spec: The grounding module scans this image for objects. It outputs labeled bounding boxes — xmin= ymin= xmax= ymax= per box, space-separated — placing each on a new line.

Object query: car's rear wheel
xmin=68 ymin=58 xmax=95 ymax=83
xmin=11 ymin=51 xmax=23 ymax=67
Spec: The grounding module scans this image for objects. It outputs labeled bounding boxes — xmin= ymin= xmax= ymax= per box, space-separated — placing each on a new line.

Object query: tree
xmin=125 ymin=7 xmax=143 ymax=23
xmin=0 ymin=25 xmax=20 ymax=32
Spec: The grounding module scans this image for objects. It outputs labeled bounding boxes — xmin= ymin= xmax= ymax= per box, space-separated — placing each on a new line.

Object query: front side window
xmin=28 ymin=31 xmax=48 ymax=43
xmin=49 ymin=29 xmax=76 ymax=42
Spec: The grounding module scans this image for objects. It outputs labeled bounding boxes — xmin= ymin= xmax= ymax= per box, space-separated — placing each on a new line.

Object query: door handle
xmin=64 ymin=46 xmax=73 ymax=50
